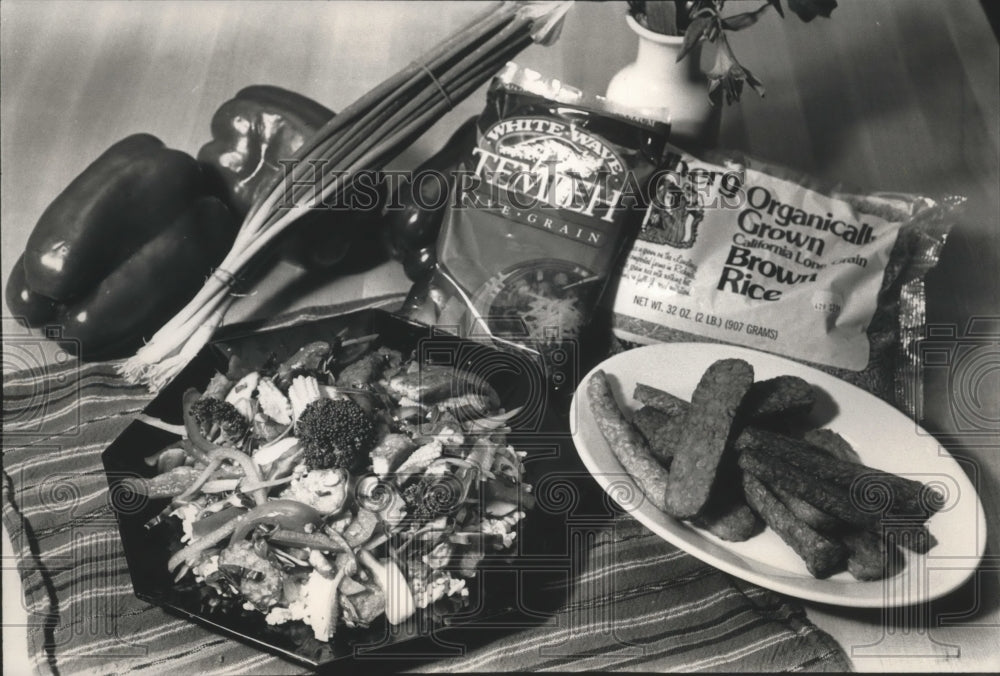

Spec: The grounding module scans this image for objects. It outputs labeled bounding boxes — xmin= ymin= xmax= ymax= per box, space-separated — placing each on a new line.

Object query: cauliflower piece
xmin=481 ymin=511 xmax=525 ymax=549
xmin=435 ymin=424 xmax=465 ymax=447
xmin=286 ymin=569 xmax=342 ymax=641
xmin=370 ymin=434 xmax=416 ymax=477
xmin=423 ymin=542 xmax=453 ymax=570
xmin=410 ymin=569 xmax=468 ymax=609
xmin=251 ymin=436 xmax=299 ymax=467
xmin=264 ymin=606 xmax=294 ymax=626
xmin=191 ymin=553 xmax=219 ymax=582
xmin=225 ymin=372 xmax=260 ymax=420
xmin=395 ymin=440 xmax=443 ymax=479
xmin=289 ymin=375 xmax=323 ymax=423
xmin=492 ymin=444 xmax=526 ymax=481
xmin=323 ymin=385 xmax=350 ymax=401
xmin=256 ymin=377 xmax=292 ymax=425
xmin=280 ymin=468 xmax=349 ymax=514
xmin=169 ymin=503 xmax=202 ymax=544
xmin=203 ymin=372 xmax=234 ymax=400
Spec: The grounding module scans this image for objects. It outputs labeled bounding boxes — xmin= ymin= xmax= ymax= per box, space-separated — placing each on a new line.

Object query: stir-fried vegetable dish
xmin=136 ymin=332 xmax=533 ymax=642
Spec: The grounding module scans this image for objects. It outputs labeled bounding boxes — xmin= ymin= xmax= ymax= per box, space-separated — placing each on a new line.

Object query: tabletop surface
xmin=2 ymin=1 xmax=998 ymax=673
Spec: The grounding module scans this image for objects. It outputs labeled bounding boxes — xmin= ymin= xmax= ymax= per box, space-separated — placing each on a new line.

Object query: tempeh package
xmin=403 ymin=63 xmax=671 ymax=359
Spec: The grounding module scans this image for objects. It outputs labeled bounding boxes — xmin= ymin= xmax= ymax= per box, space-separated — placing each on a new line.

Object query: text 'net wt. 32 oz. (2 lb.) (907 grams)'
xmin=611 ymin=147 xmax=963 ymax=417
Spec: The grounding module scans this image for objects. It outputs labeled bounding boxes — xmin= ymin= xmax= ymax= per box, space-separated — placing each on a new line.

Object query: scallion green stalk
xmin=120 ymin=1 xmax=572 ymax=390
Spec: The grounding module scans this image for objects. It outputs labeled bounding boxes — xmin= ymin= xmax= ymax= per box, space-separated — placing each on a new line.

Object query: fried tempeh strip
xmin=632 ymin=383 xmax=689 ymax=415
xmin=631 ymin=405 xmax=674 ymax=442
xmin=694 ymin=500 xmax=761 ymax=542
xmin=740 ymin=447 xmax=939 ymax=553
xmin=587 ymin=371 xmax=670 ymax=513
xmin=738 ymin=428 xmax=941 ymax=518
xmin=842 ymin=530 xmax=901 ymax=581
xmin=633 ymin=399 xmax=757 ymax=537
xmin=591 ymin=372 xmax=757 ymax=535
xmin=802 ymin=428 xmax=861 ymax=464
xmin=635 ymin=374 xmax=813 ymax=423
xmin=693 ymin=447 xmax=762 ymax=542
xmin=631 ymin=406 xmax=677 ymax=466
xmin=742 ymin=473 xmax=846 ymax=578
xmin=740 ymin=375 xmax=816 ymax=419
xmin=887 ymin=525 xmax=938 ymax=554
xmin=648 ymin=418 xmax=685 ymax=467
xmin=765 ymin=480 xmax=842 ymax=534
xmin=633 ymin=375 xmax=814 ymax=466
xmin=739 ymin=445 xmax=882 ymax=530
xmin=664 ymin=359 xmax=754 ymax=519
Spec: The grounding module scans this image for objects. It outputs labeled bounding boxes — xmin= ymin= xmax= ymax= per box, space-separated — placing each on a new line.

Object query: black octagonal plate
xmin=102 ymin=309 xmax=604 ymax=670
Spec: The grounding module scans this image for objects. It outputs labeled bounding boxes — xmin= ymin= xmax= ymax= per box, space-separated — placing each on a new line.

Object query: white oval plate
xmin=570 ymin=343 xmax=987 ymax=607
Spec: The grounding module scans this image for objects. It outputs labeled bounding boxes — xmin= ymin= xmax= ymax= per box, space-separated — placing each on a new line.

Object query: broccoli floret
xmin=401 ymin=482 xmax=428 ymax=520
xmin=189 ymin=396 xmax=250 ymax=447
xmin=401 ymin=477 xmax=461 ymax=522
xmin=296 ymin=398 xmax=375 ymax=471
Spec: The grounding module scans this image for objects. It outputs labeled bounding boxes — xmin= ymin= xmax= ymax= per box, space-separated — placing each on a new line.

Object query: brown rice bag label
xmin=614 ymin=152 xmax=900 ymax=370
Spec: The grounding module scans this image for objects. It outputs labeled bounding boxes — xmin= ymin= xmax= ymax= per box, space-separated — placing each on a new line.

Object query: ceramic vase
xmin=606 ymin=15 xmax=721 ymax=150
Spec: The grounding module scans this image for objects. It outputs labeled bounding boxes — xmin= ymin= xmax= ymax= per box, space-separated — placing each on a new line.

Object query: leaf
xmin=721 ymin=4 xmax=774 ymax=31
xmin=677 ymin=15 xmax=713 ymax=62
xmin=703 ymin=37 xmax=738 ymax=80
xmin=704 ymin=36 xmax=765 ymax=105
xmin=708 ymin=77 xmax=723 ymax=98
xmin=767 ymin=0 xmax=785 ymax=18
xmin=787 ymin=0 xmax=838 ymax=22
xmin=743 ymin=65 xmax=766 ymax=98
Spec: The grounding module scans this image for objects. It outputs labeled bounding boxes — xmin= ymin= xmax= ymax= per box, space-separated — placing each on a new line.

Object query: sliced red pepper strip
xmin=228 ymin=499 xmax=323 ymax=545
xmin=181 ymin=438 xmax=211 ymax=465
xmin=212 ymin=448 xmax=267 ymax=505
xmin=267 ymin=528 xmax=353 ymax=556
xmin=192 ymin=505 xmax=246 ymax=539
xmin=133 ymin=466 xmax=200 ymax=499
xmin=343 ymin=509 xmax=379 ymax=548
xmin=168 ymin=518 xmax=240 ymax=572
xmin=174 ymin=447 xmax=266 ymax=506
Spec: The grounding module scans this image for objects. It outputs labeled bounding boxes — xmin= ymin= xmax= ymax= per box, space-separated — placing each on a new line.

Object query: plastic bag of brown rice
xmin=611 ymin=146 xmax=964 ymax=417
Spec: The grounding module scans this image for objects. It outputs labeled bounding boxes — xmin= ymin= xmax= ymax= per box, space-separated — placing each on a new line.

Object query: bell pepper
xmin=6 ymin=133 xmax=236 ymax=360
xmin=229 ymin=499 xmax=324 ymax=544
xmin=198 ymin=85 xmax=386 ymax=271
xmin=198 ymin=85 xmax=335 ymax=215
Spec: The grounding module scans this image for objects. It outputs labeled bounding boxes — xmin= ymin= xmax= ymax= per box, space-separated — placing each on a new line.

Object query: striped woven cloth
xmin=2 ymin=299 xmax=850 ymax=674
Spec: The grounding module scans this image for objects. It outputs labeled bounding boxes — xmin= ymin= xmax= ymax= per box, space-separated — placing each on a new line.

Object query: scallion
xmin=120 ymin=1 xmax=572 ymax=391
